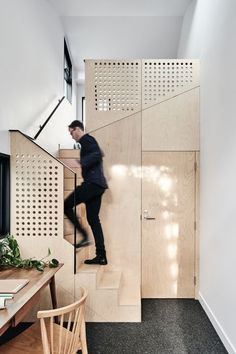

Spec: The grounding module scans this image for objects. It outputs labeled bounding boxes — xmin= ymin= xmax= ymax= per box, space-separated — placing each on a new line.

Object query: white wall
xmin=77 ymin=83 xmax=85 ymax=123
xmin=0 ymin=0 xmax=76 ymax=155
xmin=178 ymin=1 xmax=236 ymax=353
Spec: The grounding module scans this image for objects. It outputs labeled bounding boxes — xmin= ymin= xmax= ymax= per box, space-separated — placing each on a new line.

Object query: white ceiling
xmin=63 ymin=16 xmax=184 ymax=73
xmin=47 ymin=0 xmax=193 ymax=77
xmin=48 ymin=0 xmax=192 ymax=16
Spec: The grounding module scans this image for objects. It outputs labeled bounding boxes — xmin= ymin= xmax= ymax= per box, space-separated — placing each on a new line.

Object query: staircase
xmin=59 ymin=148 xmax=141 ymax=322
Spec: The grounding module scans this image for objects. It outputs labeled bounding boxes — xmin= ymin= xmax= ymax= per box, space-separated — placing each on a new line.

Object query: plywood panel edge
xmin=195 ymin=151 xmax=200 ymax=299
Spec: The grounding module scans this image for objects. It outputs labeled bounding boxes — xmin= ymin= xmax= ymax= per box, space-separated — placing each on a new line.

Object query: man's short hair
xmin=68 ymin=120 xmax=84 ymax=131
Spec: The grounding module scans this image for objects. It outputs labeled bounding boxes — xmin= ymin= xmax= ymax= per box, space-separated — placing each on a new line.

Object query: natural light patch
xmin=162 ymin=210 xmax=170 ymax=220
xmin=172 ymin=280 xmax=178 ymax=296
xmin=173 ymin=193 xmax=178 ymax=206
xmin=110 ymin=164 xmax=164 ymax=183
xmin=142 ymin=166 xmax=161 ymax=183
xmin=165 ymin=224 xmax=172 ymax=239
xmin=164 ymin=222 xmax=179 ymax=239
xmin=128 ymin=165 xmax=142 ymax=179
xmin=167 ymin=244 xmax=177 ymax=259
xmin=109 ymin=165 xmax=175 ymax=189
xmin=158 ymin=175 xmax=172 ymax=192
xmin=172 ymin=223 xmax=179 ymax=239
xmin=160 ymin=165 xmax=170 ymax=173
xmin=110 ymin=165 xmax=128 ymax=178
xmin=170 ymin=262 xmax=179 ymax=278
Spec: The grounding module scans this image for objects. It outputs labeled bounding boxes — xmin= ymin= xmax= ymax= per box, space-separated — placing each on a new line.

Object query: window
xmin=0 ymin=154 xmax=10 ymax=236
xmin=64 ymin=39 xmax=72 ymax=103
xmin=82 ymin=96 xmax=86 ymax=125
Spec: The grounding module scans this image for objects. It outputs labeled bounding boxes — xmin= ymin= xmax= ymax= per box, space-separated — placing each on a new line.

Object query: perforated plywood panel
xmin=85 ymin=60 xmax=142 ymax=131
xmin=142 ymin=59 xmax=199 ymax=108
xmin=14 ymin=168 xmax=61 ymax=237
xmin=14 ymin=156 xmax=60 ymax=238
xmin=10 ymin=132 xmax=64 ymax=247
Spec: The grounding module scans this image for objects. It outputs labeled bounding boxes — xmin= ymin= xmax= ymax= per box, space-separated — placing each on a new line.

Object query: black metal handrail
xmin=34 ymin=96 xmax=65 ymax=140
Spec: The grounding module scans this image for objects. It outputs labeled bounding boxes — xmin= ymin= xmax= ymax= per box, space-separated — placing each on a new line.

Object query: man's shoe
xmin=84 ymin=256 xmax=108 ymax=265
xmin=75 ymin=239 xmax=91 ymax=249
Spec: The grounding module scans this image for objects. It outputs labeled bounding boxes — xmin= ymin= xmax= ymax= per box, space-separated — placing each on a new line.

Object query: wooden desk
xmin=0 ymin=265 xmax=63 ymax=336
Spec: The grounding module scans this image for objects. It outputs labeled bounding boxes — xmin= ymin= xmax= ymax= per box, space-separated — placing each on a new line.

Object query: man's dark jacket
xmin=79 ymin=134 xmax=108 ymax=189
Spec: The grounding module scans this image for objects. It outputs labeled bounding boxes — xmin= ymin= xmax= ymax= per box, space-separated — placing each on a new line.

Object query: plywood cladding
xmin=142 ymin=87 xmax=200 ymax=151
xmin=85 ymin=59 xmax=199 ymax=132
xmin=85 ymin=59 xmax=200 ymax=305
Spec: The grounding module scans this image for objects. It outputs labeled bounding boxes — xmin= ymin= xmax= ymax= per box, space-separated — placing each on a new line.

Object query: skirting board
xmin=199 ymin=292 xmax=236 ymax=354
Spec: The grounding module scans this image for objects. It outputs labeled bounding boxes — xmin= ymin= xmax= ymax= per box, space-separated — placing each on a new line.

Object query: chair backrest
xmin=37 ymin=287 xmax=88 ymax=354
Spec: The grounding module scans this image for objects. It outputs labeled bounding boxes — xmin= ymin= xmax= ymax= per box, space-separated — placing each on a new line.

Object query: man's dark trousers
xmin=64 ymin=182 xmax=106 ymax=257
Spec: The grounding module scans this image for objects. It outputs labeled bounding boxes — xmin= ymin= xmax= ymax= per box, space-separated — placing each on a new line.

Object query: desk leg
xmin=49 ymin=276 xmax=59 ymax=324
xmin=49 ymin=276 xmax=57 ymax=309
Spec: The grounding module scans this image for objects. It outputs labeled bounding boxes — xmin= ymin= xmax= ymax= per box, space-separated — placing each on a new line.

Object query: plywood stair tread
xmin=78 ymin=263 xmax=104 ymax=273
xmin=98 ymin=271 xmax=121 ymax=289
xmin=64 ymin=233 xmax=93 ymax=244
xmin=64 ymin=233 xmax=75 ymax=238
xmin=64 ymin=233 xmax=79 ymax=244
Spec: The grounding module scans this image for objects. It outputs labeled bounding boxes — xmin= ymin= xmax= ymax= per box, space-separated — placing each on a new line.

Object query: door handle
xmin=143 ymin=210 xmax=156 ymax=220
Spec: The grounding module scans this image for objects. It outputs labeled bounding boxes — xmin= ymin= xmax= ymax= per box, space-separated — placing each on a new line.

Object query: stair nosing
xmin=98 ymin=271 xmax=121 ymax=290
xmin=77 ymin=264 xmax=102 ymax=273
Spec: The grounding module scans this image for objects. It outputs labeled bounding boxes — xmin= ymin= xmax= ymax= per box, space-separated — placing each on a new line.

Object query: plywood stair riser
xmin=118 ymin=275 xmax=140 ymax=307
xmin=59 ymin=149 xmax=81 ymax=159
xmin=75 ymin=265 xmax=141 ymax=322
xmin=63 ymin=202 xmax=90 ymax=239
xmin=63 ymin=223 xmax=94 ymax=266
xmin=64 ymin=178 xmax=78 ymax=191
xmin=60 ymin=149 xmax=81 ymax=172
xmin=64 ymin=167 xmax=81 ymax=178
xmin=60 ymin=158 xmax=81 ymax=169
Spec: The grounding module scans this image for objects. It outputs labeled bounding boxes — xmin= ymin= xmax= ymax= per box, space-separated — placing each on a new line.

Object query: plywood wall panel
xmin=142 ymin=88 xmax=200 ymax=151
xmin=91 ymin=113 xmax=142 ymax=300
xmin=195 ymin=151 xmax=200 ymax=298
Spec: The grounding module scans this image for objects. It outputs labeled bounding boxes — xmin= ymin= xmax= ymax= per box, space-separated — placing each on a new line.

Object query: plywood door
xmin=142 ymin=152 xmax=195 ymax=298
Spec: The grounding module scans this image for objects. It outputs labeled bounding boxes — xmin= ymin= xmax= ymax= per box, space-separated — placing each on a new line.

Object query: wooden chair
xmin=0 ymin=287 xmax=88 ymax=354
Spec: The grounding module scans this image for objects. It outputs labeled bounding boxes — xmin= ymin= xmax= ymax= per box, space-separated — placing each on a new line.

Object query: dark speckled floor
xmin=0 ymin=299 xmax=228 ymax=354
xmin=85 ymin=299 xmax=228 ymax=354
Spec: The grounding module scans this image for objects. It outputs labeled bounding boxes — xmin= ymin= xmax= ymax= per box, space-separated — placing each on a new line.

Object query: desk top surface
xmin=0 ymin=265 xmax=62 ymax=332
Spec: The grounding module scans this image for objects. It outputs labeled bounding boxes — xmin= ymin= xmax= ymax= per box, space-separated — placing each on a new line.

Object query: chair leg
xmin=80 ymin=320 xmax=88 ymax=354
